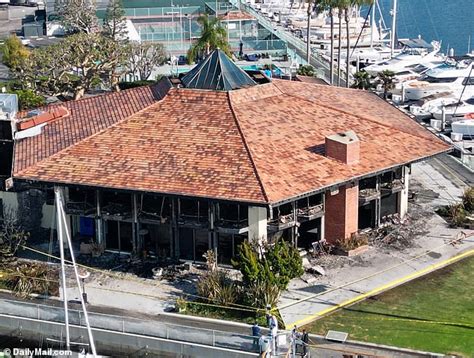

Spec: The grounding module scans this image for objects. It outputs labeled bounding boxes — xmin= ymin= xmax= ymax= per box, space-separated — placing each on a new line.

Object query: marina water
xmin=372 ymin=0 xmax=473 ymax=55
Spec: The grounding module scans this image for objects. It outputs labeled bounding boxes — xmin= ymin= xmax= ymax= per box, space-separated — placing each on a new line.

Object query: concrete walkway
xmin=278 ymin=158 xmax=474 ymax=328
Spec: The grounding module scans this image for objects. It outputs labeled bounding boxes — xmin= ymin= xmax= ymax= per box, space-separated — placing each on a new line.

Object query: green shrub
xmin=244 ymin=281 xmax=281 ymax=309
xmin=197 ymin=269 xmax=239 ymax=306
xmin=12 ymin=89 xmax=46 ymax=110
xmin=232 ymin=239 xmax=303 ymax=291
xmin=118 ymin=80 xmax=156 ymax=90
xmin=336 ymin=233 xmax=369 ymax=251
xmin=449 ymin=203 xmax=467 ymax=227
xmin=462 ymin=187 xmax=474 ymax=213
xmin=297 ymin=64 xmax=315 ymax=77
xmin=0 ymin=35 xmax=30 ymax=69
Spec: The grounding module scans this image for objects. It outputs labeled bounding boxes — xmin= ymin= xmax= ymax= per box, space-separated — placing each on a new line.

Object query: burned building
xmin=0 ymin=50 xmax=450 ymax=264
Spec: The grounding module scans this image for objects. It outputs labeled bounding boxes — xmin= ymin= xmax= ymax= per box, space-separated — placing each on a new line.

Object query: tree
xmin=377 ymin=69 xmax=395 ymax=99
xmin=187 ymin=14 xmax=230 ymax=63
xmin=103 ymin=0 xmax=128 ymax=42
xmin=351 ymin=70 xmax=371 ymax=89
xmin=0 ymin=35 xmax=30 ymax=69
xmin=13 ymin=89 xmax=46 ymax=110
xmin=14 ymin=33 xmax=130 ymax=99
xmin=55 ymin=0 xmax=99 ymax=34
xmin=0 ymin=209 xmax=30 ymax=261
xmin=306 ymin=0 xmax=313 ymax=64
xmin=297 ymin=64 xmax=315 ymax=77
xmin=127 ymin=41 xmax=167 ymax=81
xmin=232 ymin=239 xmax=303 ymax=291
xmin=336 ymin=1 xmax=346 ymax=87
xmin=344 ymin=2 xmax=351 ymax=87
xmin=327 ymin=1 xmax=336 ymax=85
xmin=102 ymin=0 xmax=130 ymax=91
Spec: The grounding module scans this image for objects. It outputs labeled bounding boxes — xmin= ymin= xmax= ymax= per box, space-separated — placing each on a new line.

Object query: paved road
xmin=433 ymin=153 xmax=474 ymax=187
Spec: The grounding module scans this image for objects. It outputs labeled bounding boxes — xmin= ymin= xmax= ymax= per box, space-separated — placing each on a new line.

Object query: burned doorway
xmin=178 ymin=228 xmax=210 ymax=262
xmin=380 ymin=192 xmax=399 ymax=220
xmin=358 ymin=201 xmax=376 ymax=230
xmin=141 ymin=223 xmax=172 ymax=258
xmin=298 ymin=218 xmax=322 ymax=249
xmin=217 ymin=233 xmax=245 ymax=265
xmin=105 ymin=220 xmax=133 ymax=253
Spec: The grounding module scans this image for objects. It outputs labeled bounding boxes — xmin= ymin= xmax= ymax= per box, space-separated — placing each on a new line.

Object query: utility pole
xmin=390 ymin=0 xmax=397 ymax=57
xmin=55 ymin=187 xmax=70 ymax=351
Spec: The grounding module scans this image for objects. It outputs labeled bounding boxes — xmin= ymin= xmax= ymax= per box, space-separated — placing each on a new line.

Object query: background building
xmin=42 ymin=0 xmax=287 ymax=57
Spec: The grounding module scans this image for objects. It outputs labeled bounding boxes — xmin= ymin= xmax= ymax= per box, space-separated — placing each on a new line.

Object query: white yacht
xmin=404 ymin=61 xmax=474 ymax=101
xmin=409 ymin=93 xmax=459 ymax=120
xmin=431 ymin=97 xmax=474 ymax=121
xmin=364 ymin=39 xmax=442 ymax=76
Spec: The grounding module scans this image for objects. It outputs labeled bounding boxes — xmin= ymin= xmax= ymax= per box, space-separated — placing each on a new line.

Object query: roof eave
xmin=268 ymin=147 xmax=453 ymax=207
xmin=10 ymin=177 xmax=269 ymax=207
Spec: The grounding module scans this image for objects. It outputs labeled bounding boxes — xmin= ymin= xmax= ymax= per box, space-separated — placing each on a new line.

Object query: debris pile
xmin=368 ymin=210 xmax=431 ymax=250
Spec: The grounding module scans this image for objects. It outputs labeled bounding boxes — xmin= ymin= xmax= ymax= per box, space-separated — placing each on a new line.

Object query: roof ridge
xmin=226 ymin=91 xmax=269 ymax=204
xmin=14 ymin=87 xmax=174 ymax=177
xmin=273 ymin=81 xmax=441 ymax=144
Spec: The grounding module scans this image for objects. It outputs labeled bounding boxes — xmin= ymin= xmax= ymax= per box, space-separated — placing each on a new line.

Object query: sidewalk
xmin=278 ymin=158 xmax=474 ymax=328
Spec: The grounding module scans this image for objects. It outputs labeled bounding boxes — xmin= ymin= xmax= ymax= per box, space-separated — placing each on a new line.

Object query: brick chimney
xmin=325 ymin=130 xmax=360 ymax=165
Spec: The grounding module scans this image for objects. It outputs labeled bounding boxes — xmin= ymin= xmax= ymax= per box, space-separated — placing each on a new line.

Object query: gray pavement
xmin=278 ymin=158 xmax=473 ymax=329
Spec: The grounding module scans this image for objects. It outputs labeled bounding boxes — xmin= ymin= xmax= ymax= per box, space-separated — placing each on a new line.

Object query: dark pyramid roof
xmin=182 ymin=49 xmax=257 ymax=91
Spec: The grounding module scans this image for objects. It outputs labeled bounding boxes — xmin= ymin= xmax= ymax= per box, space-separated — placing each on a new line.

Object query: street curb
xmin=309 ymin=334 xmax=446 ymax=357
xmin=285 ymin=247 xmax=474 ymax=328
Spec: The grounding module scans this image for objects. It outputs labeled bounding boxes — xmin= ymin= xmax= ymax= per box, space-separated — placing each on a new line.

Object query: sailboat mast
xmin=370 ymin=0 xmax=377 ymax=48
xmin=55 ymin=187 xmax=70 ymax=350
xmin=390 ymin=0 xmax=397 ymax=57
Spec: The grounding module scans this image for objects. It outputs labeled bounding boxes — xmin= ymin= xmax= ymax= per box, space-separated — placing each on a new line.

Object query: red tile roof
xmin=14 ymin=81 xmax=171 ymax=173
xmin=13 ymin=80 xmax=450 ymax=204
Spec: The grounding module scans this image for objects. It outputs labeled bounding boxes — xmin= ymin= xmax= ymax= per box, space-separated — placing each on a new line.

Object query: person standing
xmin=252 ymin=321 xmax=261 ymax=350
xmin=268 ymin=314 xmax=278 ymax=352
xmin=301 ymin=329 xmax=309 ymax=356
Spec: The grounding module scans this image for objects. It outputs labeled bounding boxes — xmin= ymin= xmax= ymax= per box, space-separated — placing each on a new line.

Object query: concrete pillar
xmin=399 ymin=166 xmax=410 ymax=219
xmin=324 ymin=182 xmax=359 ymax=244
xmin=95 ymin=190 xmax=104 ymax=245
xmin=248 ymin=206 xmax=267 ymax=243
xmin=320 ymin=194 xmax=325 ymax=240
xmin=63 ymin=187 xmax=72 ymax=237
xmin=132 ymin=193 xmax=141 ymax=254
xmin=171 ymin=198 xmax=179 ymax=258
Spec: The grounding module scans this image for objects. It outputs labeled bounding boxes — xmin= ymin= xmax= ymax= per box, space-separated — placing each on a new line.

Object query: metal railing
xmin=0 ymin=299 xmax=258 ymax=353
xmin=231 ymin=0 xmax=346 ymax=85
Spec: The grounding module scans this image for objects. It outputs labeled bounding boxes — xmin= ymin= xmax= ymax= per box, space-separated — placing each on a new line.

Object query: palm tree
xmin=377 ymin=69 xmax=395 ymax=99
xmin=336 ymin=2 xmax=345 ymax=86
xmin=351 ymin=70 xmax=371 ymax=89
xmin=187 ymin=14 xmax=230 ymax=63
xmin=326 ymin=0 xmax=336 ymax=85
xmin=344 ymin=2 xmax=351 ymax=87
xmin=306 ymin=0 xmax=313 ymax=64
